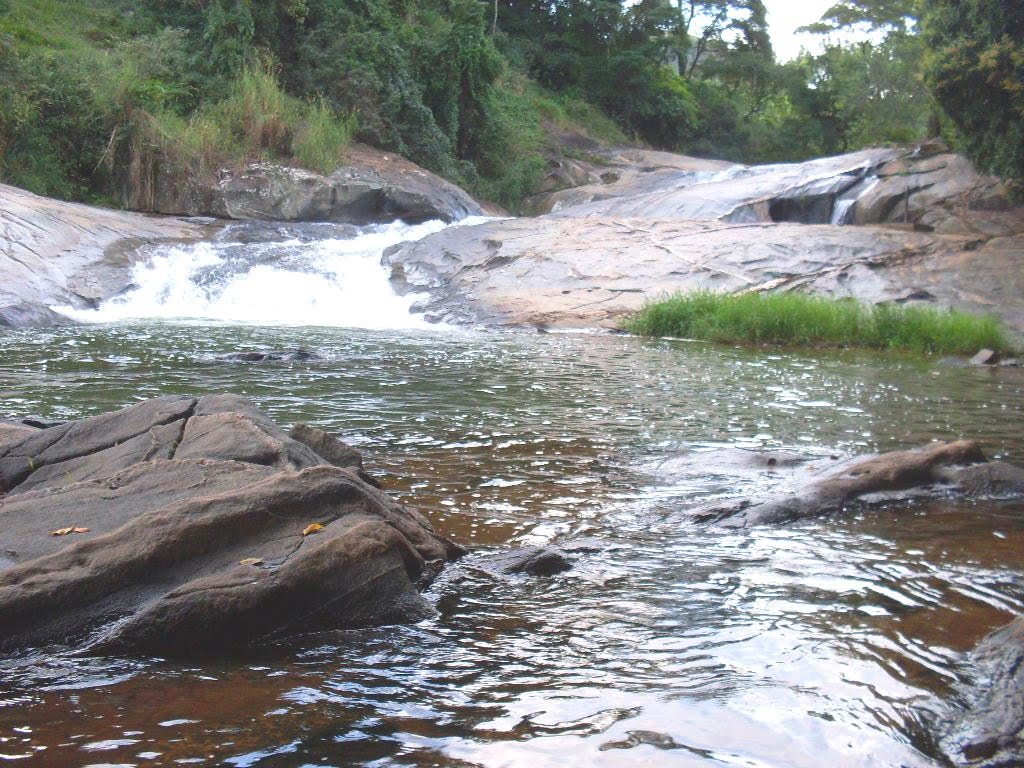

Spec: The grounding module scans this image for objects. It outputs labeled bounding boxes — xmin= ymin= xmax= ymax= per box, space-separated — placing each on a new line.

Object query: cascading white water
xmin=56 ymin=218 xmax=489 ymax=329
xmin=830 ymin=176 xmax=880 ymax=225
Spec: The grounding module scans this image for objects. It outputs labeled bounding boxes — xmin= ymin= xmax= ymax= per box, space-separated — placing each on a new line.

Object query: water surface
xmin=2 ymin=323 xmax=1023 ymax=767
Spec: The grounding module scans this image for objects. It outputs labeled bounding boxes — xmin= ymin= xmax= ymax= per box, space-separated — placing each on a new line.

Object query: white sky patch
xmin=764 ymin=0 xmax=881 ymax=62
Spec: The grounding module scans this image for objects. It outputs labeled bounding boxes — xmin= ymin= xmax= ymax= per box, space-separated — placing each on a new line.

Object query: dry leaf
xmin=239 ymin=557 xmax=263 ymax=566
xmin=302 ymin=523 xmax=325 ymax=536
xmin=50 ymin=526 xmax=91 ymax=536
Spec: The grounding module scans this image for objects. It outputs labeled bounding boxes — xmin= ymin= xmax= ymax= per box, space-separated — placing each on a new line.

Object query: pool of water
xmin=1 ymin=324 xmax=1023 ymax=767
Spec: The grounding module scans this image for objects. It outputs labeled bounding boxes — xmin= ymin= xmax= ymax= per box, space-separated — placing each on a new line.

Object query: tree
xmin=923 ymin=0 xmax=1024 ymax=183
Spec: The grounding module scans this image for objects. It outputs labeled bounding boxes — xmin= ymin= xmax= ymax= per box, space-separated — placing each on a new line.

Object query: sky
xmin=763 ymin=0 xmax=841 ymax=62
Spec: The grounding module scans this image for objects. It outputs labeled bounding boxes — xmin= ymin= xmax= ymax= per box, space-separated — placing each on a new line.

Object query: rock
xmin=940 ymin=461 xmax=1024 ymax=498
xmin=0 ymin=423 xmax=39 ymax=449
xmin=940 ymin=616 xmax=1024 ymax=767
xmin=385 ymin=146 xmax=1024 ymax=333
xmin=478 ymin=545 xmax=573 ymax=576
xmin=970 ymin=349 xmax=1000 ymax=366
xmin=385 ymin=215 xmax=1024 ymax=334
xmin=1000 ymin=358 xmax=1020 ymax=368
xmin=690 ymin=440 xmax=1005 ymax=526
xmin=212 ymin=350 xmax=324 ymax=363
xmin=0 ymin=183 xmax=212 ymax=328
xmin=289 ymin=423 xmax=382 ymax=489
xmin=0 ymin=395 xmax=461 ymax=655
xmin=290 ymin=424 xmax=363 ymax=470
xmin=146 ymin=144 xmax=484 ymax=225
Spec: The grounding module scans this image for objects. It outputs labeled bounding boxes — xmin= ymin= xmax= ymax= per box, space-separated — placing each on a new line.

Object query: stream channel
xmin=1 ymin=219 xmax=1023 ymax=767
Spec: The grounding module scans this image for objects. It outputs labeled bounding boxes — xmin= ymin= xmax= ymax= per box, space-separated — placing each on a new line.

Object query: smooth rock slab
xmin=0 ymin=395 xmax=461 ymax=655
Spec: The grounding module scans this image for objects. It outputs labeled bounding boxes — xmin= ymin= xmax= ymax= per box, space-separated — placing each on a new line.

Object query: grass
xmin=624 ymin=291 xmax=1015 ymax=355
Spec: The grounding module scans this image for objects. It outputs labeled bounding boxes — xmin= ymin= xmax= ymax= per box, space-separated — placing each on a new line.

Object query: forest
xmin=0 ymin=0 xmax=1020 ymax=208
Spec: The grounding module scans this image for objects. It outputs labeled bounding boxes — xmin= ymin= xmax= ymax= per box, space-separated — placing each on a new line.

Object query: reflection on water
xmin=1 ymin=325 xmax=1023 ymax=767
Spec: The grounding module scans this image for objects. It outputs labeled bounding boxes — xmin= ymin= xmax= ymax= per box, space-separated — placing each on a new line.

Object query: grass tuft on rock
xmin=625 ymin=291 xmax=1014 ymax=355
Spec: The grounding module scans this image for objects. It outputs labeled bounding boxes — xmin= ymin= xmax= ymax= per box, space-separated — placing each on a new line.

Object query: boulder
xmin=0 ymin=183 xmax=212 ymax=328
xmin=940 ymin=616 xmax=1024 ymax=767
xmin=0 ymin=394 xmax=461 ymax=655
xmin=147 ymin=144 xmax=484 ymax=225
xmin=478 ymin=545 xmax=574 ymax=577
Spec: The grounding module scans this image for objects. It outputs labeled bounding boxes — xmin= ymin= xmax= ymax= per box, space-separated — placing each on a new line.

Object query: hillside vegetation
xmin=0 ymin=0 xmax=1019 ymax=209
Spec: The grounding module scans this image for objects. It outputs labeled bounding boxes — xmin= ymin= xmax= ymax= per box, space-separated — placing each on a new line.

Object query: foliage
xmin=922 ymin=0 xmax=1024 ymax=183
xmin=625 ymin=291 xmax=1012 ymax=354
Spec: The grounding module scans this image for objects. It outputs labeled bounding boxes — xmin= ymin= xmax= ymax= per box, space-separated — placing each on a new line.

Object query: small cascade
xmin=830 ymin=176 xmax=880 ymax=225
xmin=54 ymin=218 xmax=489 ymax=329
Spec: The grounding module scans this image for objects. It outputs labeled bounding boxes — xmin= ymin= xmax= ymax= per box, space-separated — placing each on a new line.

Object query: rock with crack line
xmin=0 ymin=394 xmax=462 ymax=655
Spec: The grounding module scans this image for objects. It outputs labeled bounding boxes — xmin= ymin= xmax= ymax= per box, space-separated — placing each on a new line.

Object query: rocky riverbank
xmin=385 ymin=144 xmax=1024 ymax=335
xmin=0 ymin=395 xmax=461 ymax=655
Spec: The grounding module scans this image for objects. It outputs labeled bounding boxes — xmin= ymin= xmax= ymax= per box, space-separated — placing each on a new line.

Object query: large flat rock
xmin=0 ymin=394 xmax=461 ymax=655
xmin=385 ymin=146 xmax=1024 ymax=333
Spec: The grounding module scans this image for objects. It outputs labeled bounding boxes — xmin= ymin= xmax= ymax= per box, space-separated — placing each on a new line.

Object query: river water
xmin=1 ymin=221 xmax=1023 ymax=767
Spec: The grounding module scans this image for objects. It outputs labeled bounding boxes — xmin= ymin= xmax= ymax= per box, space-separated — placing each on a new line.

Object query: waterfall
xmin=54 ymin=218 xmax=489 ymax=329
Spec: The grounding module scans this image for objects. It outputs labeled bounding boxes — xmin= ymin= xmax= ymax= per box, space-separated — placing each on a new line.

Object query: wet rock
xmin=940 ymin=461 xmax=1024 ymax=498
xmin=0 ymin=183 xmax=212 ymax=328
xmin=970 ymin=349 xmax=1000 ymax=366
xmin=0 ymin=395 xmax=460 ymax=655
xmin=600 ymin=730 xmax=683 ymax=751
xmin=690 ymin=440 xmax=1009 ymax=526
xmin=940 ymin=616 xmax=1024 ymax=768
xmin=479 ymin=545 xmax=573 ymax=576
xmin=213 ymin=350 xmax=324 ymax=363
xmin=1000 ymin=358 xmax=1020 ymax=368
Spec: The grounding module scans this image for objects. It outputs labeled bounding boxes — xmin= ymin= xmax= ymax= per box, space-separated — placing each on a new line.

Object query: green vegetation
xmin=0 ymin=0 xmax=1019 ymax=208
xmin=924 ymin=0 xmax=1024 ymax=186
xmin=625 ymin=291 xmax=1013 ymax=355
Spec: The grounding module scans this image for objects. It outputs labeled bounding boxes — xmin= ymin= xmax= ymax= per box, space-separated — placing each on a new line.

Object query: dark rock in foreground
xmin=688 ymin=440 xmax=1024 ymax=526
xmin=941 ymin=616 xmax=1024 ymax=768
xmin=0 ymin=395 xmax=461 ymax=655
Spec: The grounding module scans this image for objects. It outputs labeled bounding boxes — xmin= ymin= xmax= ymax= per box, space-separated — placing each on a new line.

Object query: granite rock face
xmin=0 ymin=395 xmax=461 ymax=655
xmin=0 ymin=183 xmax=210 ymax=328
xmin=384 ymin=146 xmax=1024 ymax=334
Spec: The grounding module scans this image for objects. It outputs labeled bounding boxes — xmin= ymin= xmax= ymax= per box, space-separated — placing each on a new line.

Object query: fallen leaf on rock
xmin=50 ymin=526 xmax=90 ymax=536
xmin=239 ymin=557 xmax=263 ymax=566
xmin=302 ymin=523 xmax=325 ymax=536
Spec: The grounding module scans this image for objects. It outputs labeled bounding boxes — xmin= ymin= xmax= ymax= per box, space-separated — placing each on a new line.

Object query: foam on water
xmin=55 ymin=218 xmax=488 ymax=329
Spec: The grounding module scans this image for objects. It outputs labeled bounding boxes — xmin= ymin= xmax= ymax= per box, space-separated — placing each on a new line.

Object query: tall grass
xmin=135 ymin=65 xmax=356 ymax=180
xmin=625 ymin=291 xmax=1014 ymax=355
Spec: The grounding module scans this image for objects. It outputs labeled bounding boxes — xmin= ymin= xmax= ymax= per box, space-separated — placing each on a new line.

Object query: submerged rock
xmin=687 ymin=440 xmax=1023 ymax=526
xmin=478 ymin=545 xmax=574 ymax=577
xmin=0 ymin=395 xmax=461 ymax=655
xmin=212 ymin=349 xmax=324 ymax=363
xmin=940 ymin=616 xmax=1024 ymax=767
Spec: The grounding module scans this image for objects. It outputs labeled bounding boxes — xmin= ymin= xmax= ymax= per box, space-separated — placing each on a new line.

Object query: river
xmin=1 ymin=220 xmax=1023 ymax=767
